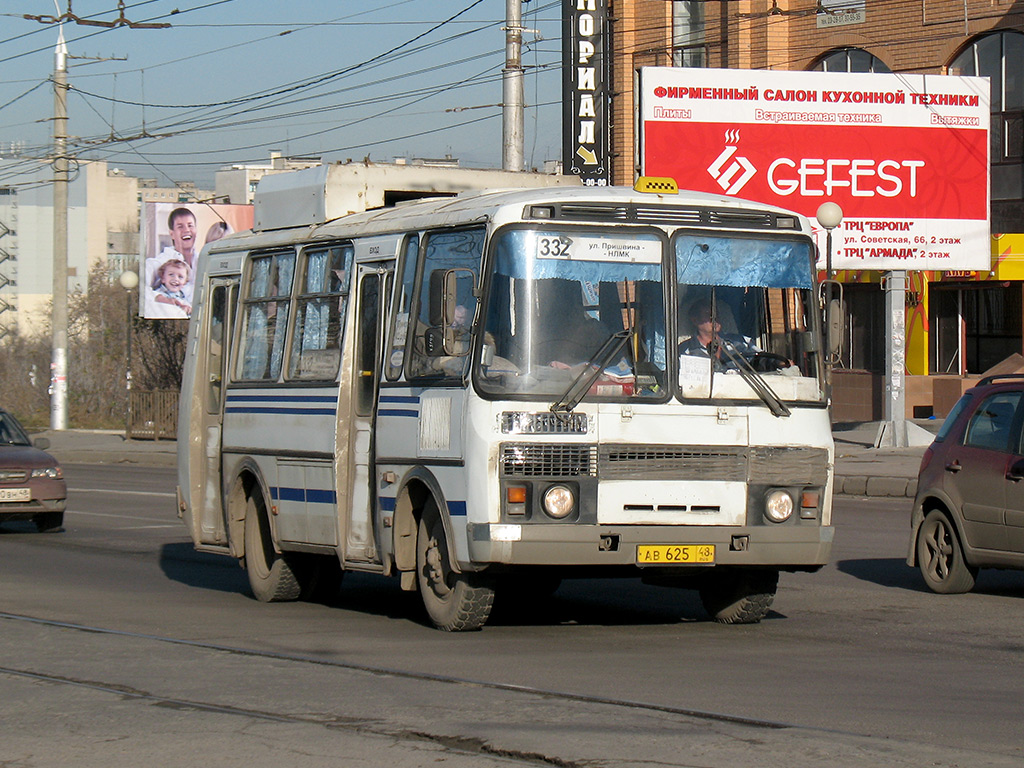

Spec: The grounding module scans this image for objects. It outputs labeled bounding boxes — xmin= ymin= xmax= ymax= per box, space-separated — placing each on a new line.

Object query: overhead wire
xmin=2 ymin=1 xmax=566 ymax=181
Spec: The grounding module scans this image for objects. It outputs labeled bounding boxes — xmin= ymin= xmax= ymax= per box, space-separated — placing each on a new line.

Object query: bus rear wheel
xmin=699 ymin=568 xmax=778 ymax=624
xmin=416 ymin=502 xmax=494 ymax=631
xmin=244 ymin=494 xmax=301 ymax=602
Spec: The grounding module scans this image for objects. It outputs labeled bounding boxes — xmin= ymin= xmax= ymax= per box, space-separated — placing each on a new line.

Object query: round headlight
xmin=542 ymin=485 xmax=575 ymax=519
xmin=765 ymin=490 xmax=794 ymax=523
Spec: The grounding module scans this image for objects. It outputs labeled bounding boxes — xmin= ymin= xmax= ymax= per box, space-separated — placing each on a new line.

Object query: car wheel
xmin=416 ymin=500 xmax=494 ymax=631
xmin=699 ymin=568 xmax=778 ymax=624
xmin=916 ymin=510 xmax=977 ymax=594
xmin=33 ymin=511 xmax=64 ymax=532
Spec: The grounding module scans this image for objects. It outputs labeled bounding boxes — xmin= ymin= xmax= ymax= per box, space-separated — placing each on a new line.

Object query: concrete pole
xmin=875 ymin=271 xmax=908 ymax=448
xmin=50 ymin=24 xmax=69 ymax=431
xmin=502 ymin=0 xmax=524 ymax=172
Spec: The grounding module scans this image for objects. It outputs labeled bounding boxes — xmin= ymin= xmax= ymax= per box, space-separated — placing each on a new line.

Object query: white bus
xmin=177 ymin=175 xmax=834 ymax=631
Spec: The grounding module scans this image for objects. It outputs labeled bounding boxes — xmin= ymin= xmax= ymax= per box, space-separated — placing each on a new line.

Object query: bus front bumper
xmin=466 ymin=523 xmax=833 ymax=569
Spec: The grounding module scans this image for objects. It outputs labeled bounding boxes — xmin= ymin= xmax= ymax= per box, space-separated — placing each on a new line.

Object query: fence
xmin=127 ymin=390 xmax=178 ymax=440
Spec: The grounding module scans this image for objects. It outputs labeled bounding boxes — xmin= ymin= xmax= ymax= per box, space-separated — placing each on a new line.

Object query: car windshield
xmin=0 ymin=412 xmax=32 ymax=446
xmin=476 ymin=227 xmax=667 ymax=402
xmin=674 ymin=233 xmax=825 ymax=405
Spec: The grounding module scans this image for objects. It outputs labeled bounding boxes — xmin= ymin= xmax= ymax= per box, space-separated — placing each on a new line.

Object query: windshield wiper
xmin=550 ymin=330 xmax=632 ymax=415
xmin=712 ymin=340 xmax=791 ymax=418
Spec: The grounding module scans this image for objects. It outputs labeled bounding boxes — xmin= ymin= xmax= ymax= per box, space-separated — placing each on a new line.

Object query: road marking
xmin=71 ymin=488 xmax=175 ymax=498
xmin=66 ymin=510 xmax=174 ymax=523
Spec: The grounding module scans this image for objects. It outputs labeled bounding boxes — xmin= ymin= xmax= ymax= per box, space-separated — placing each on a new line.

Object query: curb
xmin=49 ymin=450 xmax=177 ymax=468
xmin=835 ymin=475 xmax=918 ymax=498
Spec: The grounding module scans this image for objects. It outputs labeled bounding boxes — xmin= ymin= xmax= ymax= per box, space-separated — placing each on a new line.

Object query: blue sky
xmin=0 ymin=0 xmax=564 ymax=187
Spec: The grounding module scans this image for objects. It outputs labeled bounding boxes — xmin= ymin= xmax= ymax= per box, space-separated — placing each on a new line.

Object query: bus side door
xmin=345 ymin=263 xmax=393 ymax=562
xmin=191 ymin=277 xmax=236 ymax=549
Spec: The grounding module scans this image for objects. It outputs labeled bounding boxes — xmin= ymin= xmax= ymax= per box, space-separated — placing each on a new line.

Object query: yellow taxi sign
xmin=633 ymin=176 xmax=678 ymax=194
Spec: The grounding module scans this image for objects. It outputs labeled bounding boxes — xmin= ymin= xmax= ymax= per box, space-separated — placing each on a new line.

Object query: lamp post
xmin=119 ymin=269 xmax=139 ymax=437
xmin=815 ymin=202 xmax=843 ymax=397
xmin=816 ymin=201 xmax=843 ymax=282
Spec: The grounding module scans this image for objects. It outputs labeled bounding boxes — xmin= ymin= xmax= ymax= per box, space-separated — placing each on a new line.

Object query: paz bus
xmin=176 ymin=171 xmax=834 ymax=631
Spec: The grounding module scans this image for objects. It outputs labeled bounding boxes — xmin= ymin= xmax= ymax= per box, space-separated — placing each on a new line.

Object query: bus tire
xmin=244 ymin=495 xmax=301 ymax=602
xmin=416 ymin=501 xmax=494 ymax=631
xmin=699 ymin=568 xmax=778 ymax=624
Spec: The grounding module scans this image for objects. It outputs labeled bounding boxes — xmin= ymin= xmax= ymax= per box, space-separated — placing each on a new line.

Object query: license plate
xmin=0 ymin=488 xmax=31 ymax=502
xmin=636 ymin=544 xmax=715 ymax=565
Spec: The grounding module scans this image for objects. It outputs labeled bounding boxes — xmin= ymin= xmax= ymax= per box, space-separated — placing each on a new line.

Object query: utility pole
xmin=502 ymin=0 xmax=524 ymax=171
xmin=51 ymin=22 xmax=69 ymax=430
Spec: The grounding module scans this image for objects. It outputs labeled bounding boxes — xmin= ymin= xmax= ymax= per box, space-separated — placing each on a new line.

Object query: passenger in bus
xmin=679 ymin=299 xmax=756 ymax=366
xmin=532 ymin=279 xmax=608 ymax=370
xmin=151 ymin=258 xmax=192 ymax=315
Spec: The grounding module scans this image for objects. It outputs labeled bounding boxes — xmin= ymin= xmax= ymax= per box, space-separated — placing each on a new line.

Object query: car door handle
xmin=1007 ymin=460 xmax=1024 ymax=482
xmin=945 ymin=462 xmax=962 ymax=473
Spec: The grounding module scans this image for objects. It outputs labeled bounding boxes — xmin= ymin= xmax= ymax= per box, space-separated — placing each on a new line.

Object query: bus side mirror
xmin=828 ymin=298 xmax=844 ymax=357
xmin=428 ymin=268 xmax=475 ymax=356
xmin=818 ymin=280 xmax=844 ymax=361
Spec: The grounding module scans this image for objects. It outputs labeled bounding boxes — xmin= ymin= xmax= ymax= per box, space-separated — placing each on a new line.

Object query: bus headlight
xmin=542 ymin=485 xmax=575 ymax=519
xmin=764 ymin=490 xmax=794 ymax=523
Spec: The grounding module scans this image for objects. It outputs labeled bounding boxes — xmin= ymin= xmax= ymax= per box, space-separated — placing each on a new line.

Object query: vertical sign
xmin=563 ymin=0 xmax=610 ymax=186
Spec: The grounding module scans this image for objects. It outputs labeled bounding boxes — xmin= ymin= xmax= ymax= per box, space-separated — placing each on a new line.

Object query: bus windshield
xmin=477 ymin=227 xmax=667 ymax=401
xmin=674 ymin=233 xmax=824 ymax=405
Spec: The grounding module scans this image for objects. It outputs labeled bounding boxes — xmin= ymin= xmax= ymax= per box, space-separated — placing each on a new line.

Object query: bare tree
xmin=0 ymin=263 xmax=188 ymax=429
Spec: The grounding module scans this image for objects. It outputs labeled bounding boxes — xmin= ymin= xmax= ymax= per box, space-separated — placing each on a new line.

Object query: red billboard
xmin=639 ymin=68 xmax=990 ymax=271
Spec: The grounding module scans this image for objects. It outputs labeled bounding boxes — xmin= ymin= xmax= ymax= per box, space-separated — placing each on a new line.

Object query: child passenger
xmin=152 ymin=258 xmax=192 ymax=314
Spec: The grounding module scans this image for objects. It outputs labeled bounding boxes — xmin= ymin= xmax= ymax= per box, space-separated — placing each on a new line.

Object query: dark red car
xmin=909 ymin=374 xmax=1024 ymax=592
xmin=0 ymin=409 xmax=66 ymax=532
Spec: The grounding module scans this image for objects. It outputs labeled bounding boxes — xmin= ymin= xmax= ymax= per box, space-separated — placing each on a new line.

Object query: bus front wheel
xmin=244 ymin=495 xmax=301 ymax=602
xmin=699 ymin=568 xmax=778 ymax=624
xmin=416 ymin=502 xmax=494 ymax=631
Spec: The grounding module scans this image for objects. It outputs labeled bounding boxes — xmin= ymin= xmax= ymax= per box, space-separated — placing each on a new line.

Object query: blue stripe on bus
xmin=227 ymin=394 xmax=336 ymax=403
xmin=448 ymin=500 xmax=467 ymax=517
xmin=225 ymin=407 xmax=337 ymax=415
xmin=379 ymin=395 xmax=420 ymax=403
xmin=379 ymin=496 xmax=397 ymax=512
xmin=270 ymin=487 xmax=338 ymax=505
xmin=377 ymin=409 xmax=419 ymax=417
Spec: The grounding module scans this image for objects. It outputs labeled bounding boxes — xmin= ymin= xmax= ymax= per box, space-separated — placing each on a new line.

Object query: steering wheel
xmin=747 ymin=352 xmax=791 ymax=372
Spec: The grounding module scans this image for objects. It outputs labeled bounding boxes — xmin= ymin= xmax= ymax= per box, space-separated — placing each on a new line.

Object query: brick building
xmin=605 ymin=0 xmax=1024 ymax=418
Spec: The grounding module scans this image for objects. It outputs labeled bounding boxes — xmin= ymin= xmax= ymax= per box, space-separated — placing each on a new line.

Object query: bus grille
xmin=599 ymin=444 xmax=828 ymax=483
xmin=501 ymin=443 xmax=597 ymax=478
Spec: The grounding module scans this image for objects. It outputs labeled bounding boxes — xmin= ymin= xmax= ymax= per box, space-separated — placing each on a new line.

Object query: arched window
xmin=950 ymin=31 xmax=1024 ymax=208
xmin=812 ymin=48 xmax=891 ymax=73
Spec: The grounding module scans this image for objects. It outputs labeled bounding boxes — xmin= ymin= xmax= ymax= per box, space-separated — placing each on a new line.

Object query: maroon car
xmin=0 ymin=409 xmax=66 ymax=532
xmin=909 ymin=374 xmax=1024 ymax=593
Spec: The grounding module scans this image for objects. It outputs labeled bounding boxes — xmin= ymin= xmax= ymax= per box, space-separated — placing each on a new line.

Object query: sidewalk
xmin=32 ymin=429 xmax=177 ymax=468
xmin=33 ymin=422 xmax=935 ymax=499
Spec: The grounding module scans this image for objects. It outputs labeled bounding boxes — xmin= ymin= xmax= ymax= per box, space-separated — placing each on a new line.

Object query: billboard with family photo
xmin=140 ymin=202 xmax=254 ymax=319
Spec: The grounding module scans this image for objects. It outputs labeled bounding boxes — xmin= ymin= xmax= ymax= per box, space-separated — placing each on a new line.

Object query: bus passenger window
xmin=289 ymin=244 xmax=353 ymax=380
xmin=236 ymin=251 xmax=295 ymax=382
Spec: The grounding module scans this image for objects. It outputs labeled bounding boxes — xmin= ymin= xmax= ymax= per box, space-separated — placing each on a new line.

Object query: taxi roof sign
xmin=634 ymin=176 xmax=678 ymax=194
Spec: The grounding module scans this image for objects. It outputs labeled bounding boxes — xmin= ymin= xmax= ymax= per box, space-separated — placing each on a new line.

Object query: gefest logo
xmin=706 ymin=131 xmax=756 ymax=195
